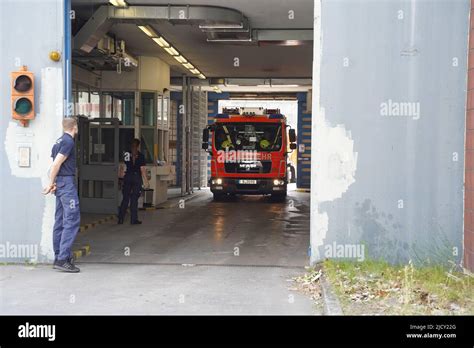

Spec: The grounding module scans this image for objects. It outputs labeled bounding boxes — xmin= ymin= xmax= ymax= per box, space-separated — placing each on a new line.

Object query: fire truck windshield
xmin=214 ymin=123 xmax=282 ymax=152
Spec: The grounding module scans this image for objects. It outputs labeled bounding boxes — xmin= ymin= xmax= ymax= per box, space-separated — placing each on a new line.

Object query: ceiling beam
xmin=74 ymin=6 xmax=113 ymax=53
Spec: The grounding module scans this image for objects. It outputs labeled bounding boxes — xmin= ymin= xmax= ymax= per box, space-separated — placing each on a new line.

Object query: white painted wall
xmin=310 ymin=0 xmax=469 ymax=266
xmin=0 ymin=0 xmax=66 ymax=262
xmin=138 ymin=56 xmax=170 ymax=92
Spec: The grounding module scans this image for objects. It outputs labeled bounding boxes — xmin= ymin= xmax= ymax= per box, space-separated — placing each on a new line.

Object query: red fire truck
xmin=202 ymin=107 xmax=297 ymax=200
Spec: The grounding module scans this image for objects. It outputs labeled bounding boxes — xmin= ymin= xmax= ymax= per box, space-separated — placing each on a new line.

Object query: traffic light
xmin=11 ymin=66 xmax=35 ymax=126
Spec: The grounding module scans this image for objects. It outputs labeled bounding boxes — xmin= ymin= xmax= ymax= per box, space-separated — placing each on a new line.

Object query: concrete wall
xmin=0 ymin=0 xmax=66 ymax=262
xmin=138 ymin=56 xmax=170 ymax=92
xmin=311 ymin=0 xmax=470 ymax=266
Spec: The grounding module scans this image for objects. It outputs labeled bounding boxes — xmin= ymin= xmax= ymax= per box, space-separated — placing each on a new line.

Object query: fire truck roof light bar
xmin=215 ymin=114 xmax=230 ymax=119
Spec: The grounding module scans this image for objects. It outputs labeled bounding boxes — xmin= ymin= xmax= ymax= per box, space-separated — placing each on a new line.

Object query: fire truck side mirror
xmin=202 ymin=128 xmax=210 ymax=150
xmin=289 ymin=143 xmax=297 ymax=150
xmin=288 ymin=129 xmax=296 ymax=143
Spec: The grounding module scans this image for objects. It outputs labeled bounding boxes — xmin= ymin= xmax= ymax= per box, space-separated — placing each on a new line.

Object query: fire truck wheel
xmin=213 ymin=192 xmax=226 ymax=201
xmin=271 ymin=192 xmax=287 ymax=201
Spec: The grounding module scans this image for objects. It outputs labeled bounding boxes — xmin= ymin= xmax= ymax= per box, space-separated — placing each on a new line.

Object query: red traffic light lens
xmin=14 ymin=97 xmax=32 ymax=115
xmin=14 ymin=75 xmax=32 ymax=92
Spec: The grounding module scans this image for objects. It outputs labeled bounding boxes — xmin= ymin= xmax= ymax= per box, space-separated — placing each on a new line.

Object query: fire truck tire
xmin=271 ymin=191 xmax=287 ymax=201
xmin=213 ymin=192 xmax=226 ymax=201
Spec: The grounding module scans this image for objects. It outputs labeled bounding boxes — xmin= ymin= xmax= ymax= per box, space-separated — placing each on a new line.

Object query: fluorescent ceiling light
xmin=152 ymin=37 xmax=169 ymax=47
xmin=109 ymin=0 xmax=128 ymax=7
xmin=164 ymin=46 xmax=179 ymax=56
xmin=139 ymin=27 xmax=205 ymax=80
xmin=283 ymin=40 xmax=304 ymax=46
xmin=174 ymin=55 xmax=188 ymax=64
xmin=273 ymin=84 xmax=300 ymax=87
xmin=199 ymin=23 xmax=243 ymax=29
xmin=138 ymin=25 xmax=157 ymax=37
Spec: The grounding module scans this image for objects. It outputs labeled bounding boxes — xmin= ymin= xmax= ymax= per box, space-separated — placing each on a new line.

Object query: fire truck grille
xmin=224 ymin=161 xmax=272 ymax=174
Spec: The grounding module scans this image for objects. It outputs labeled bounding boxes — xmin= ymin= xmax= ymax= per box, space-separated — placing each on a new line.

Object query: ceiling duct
xmin=74 ymin=5 xmax=312 ymax=52
xmin=74 ymin=5 xmax=250 ymax=52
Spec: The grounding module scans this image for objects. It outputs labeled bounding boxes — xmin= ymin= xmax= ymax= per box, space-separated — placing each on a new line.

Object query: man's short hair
xmin=63 ymin=117 xmax=78 ymax=131
xmin=132 ymin=138 xmax=140 ymax=147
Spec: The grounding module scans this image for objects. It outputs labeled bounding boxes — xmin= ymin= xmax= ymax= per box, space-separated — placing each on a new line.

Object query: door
xmin=78 ymin=117 xmax=119 ymax=214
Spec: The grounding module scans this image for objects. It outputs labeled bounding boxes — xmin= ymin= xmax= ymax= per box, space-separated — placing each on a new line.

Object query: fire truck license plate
xmin=238 ymin=179 xmax=257 ymax=185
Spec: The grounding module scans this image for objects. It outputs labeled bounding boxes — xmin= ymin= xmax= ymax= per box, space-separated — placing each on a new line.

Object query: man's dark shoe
xmin=53 ymin=259 xmax=59 ymax=268
xmin=131 ymin=220 xmax=142 ymax=225
xmin=54 ymin=260 xmax=80 ymax=273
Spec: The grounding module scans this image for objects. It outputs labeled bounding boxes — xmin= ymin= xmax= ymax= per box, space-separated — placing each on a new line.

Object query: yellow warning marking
xmin=73 ymin=250 xmax=82 ymax=259
xmin=72 ymin=245 xmax=91 ymax=260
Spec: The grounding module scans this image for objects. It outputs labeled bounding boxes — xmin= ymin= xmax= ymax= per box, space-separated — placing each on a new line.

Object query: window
xmin=141 ymin=128 xmax=155 ymax=164
xmin=90 ymin=91 xmax=100 ymax=118
xmin=141 ymin=92 xmax=155 ymax=126
xmin=122 ymin=96 xmax=134 ymax=126
xmin=163 ymin=96 xmax=169 ymax=127
xmin=214 ymin=122 xmax=283 ymax=152
xmin=104 ymin=94 xmax=113 ymax=118
xmin=141 ymin=92 xmax=156 ymax=164
xmin=157 ymin=94 xmax=163 ymax=127
xmin=102 ymin=91 xmax=135 ymax=125
xmin=74 ymin=84 xmax=90 ymax=117
xmin=157 ymin=130 xmax=169 ymax=162
xmin=156 ymin=95 xmax=170 ymax=128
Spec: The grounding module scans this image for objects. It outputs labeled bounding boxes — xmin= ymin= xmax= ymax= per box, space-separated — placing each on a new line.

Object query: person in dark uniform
xmin=43 ymin=117 xmax=80 ymax=273
xmin=118 ymin=138 xmax=150 ymax=225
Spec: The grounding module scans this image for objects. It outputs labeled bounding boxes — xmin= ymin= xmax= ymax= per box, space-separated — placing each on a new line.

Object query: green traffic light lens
xmin=15 ymin=98 xmax=32 ymax=115
xmin=14 ymin=75 xmax=32 ymax=92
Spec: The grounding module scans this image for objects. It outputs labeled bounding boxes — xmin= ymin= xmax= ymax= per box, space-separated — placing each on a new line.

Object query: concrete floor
xmin=0 ymin=188 xmax=317 ymax=315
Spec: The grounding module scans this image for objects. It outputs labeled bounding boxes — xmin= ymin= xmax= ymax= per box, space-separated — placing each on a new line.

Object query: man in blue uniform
xmin=118 ymin=138 xmax=149 ymax=225
xmin=43 ymin=117 xmax=80 ymax=273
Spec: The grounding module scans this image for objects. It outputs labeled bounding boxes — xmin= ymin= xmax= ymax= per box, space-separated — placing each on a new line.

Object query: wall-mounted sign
xmin=18 ymin=146 xmax=31 ymax=167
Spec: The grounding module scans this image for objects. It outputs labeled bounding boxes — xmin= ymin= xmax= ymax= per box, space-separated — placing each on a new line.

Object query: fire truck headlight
xmin=213 ymin=178 xmax=223 ymax=185
xmin=273 ymin=179 xmax=285 ymax=186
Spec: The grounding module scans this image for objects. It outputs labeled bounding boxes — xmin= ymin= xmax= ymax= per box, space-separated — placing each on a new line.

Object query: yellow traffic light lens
xmin=14 ymin=75 xmax=32 ymax=92
xmin=14 ymin=98 xmax=32 ymax=115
